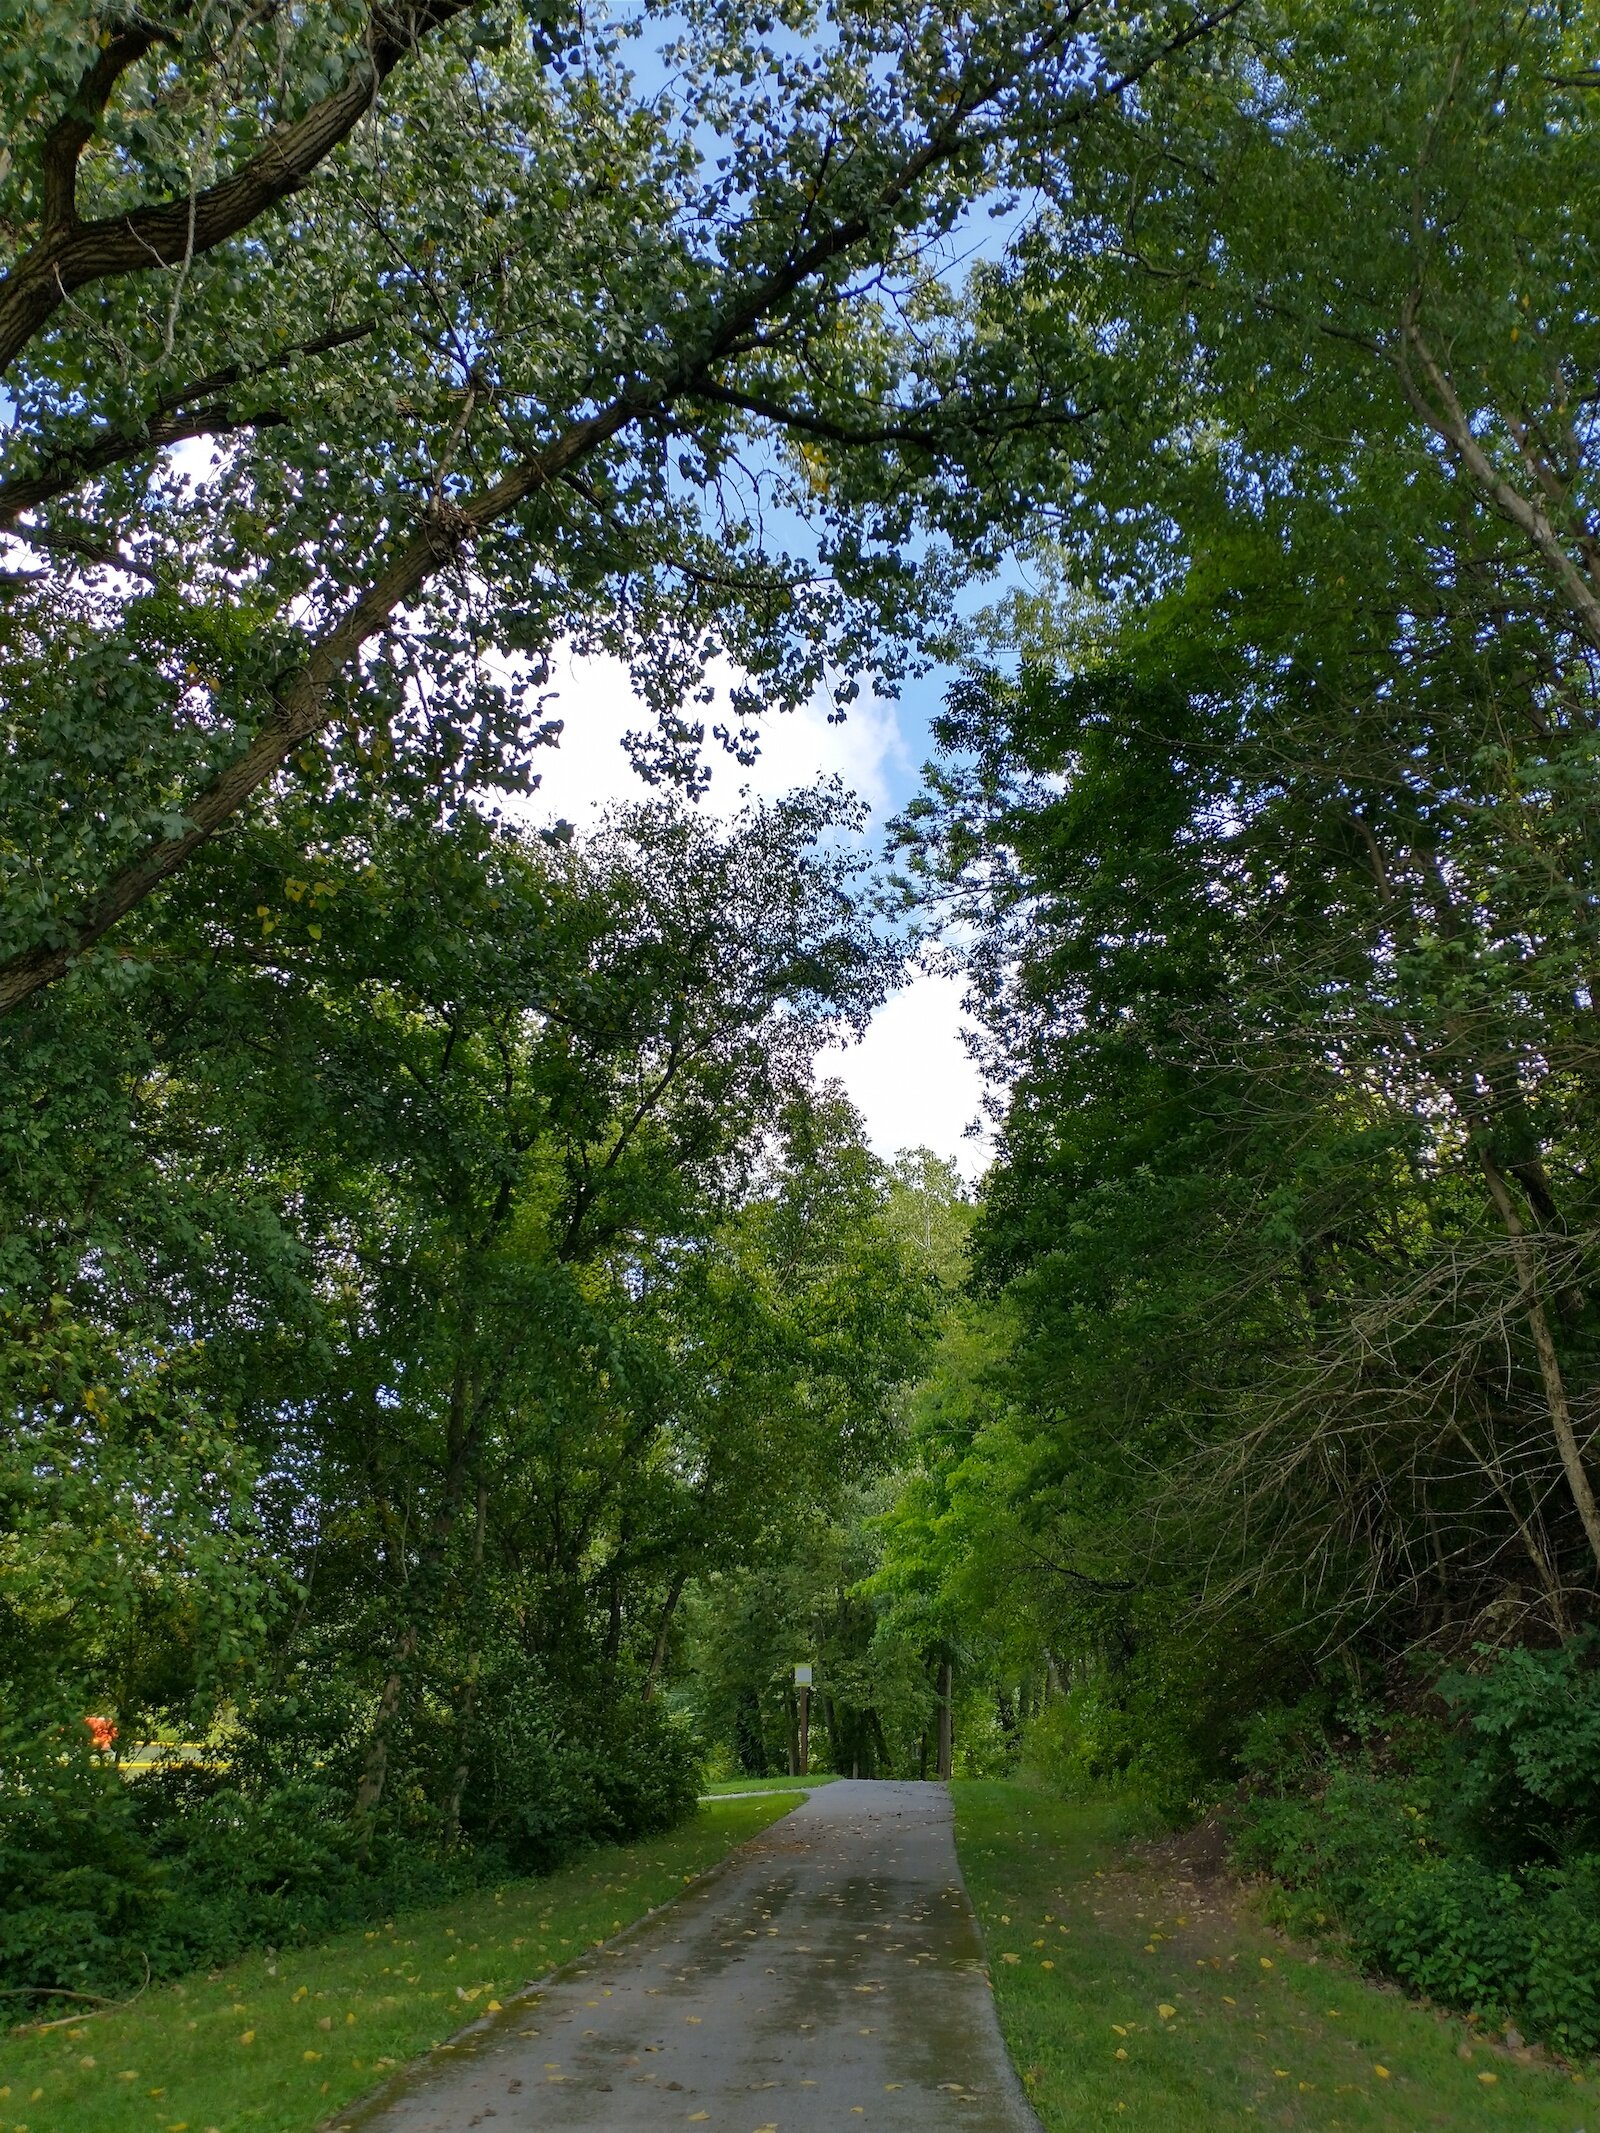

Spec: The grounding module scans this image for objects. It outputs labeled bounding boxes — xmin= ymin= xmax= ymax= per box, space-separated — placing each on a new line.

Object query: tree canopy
xmin=9 ymin=0 xmax=1600 ymax=2060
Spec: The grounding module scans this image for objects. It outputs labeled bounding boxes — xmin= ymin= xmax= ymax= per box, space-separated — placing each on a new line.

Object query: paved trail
xmin=340 ymin=1780 xmax=1039 ymax=2133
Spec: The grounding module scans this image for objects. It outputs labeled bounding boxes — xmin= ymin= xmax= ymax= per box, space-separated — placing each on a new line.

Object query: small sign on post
xmin=793 ymin=1664 xmax=812 ymax=1775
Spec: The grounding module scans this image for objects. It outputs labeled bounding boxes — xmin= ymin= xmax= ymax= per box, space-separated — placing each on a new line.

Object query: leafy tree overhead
xmin=0 ymin=0 xmax=1238 ymax=1010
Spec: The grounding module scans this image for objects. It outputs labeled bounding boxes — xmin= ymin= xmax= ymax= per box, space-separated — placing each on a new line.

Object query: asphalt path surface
xmin=339 ymin=1779 xmax=1039 ymax=2133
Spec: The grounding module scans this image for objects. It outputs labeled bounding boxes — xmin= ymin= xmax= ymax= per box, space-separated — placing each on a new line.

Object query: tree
xmin=0 ymin=0 xmax=1237 ymax=1011
xmin=877 ymin=0 xmax=1600 ymax=1798
xmin=0 ymin=773 xmax=941 ymax=1984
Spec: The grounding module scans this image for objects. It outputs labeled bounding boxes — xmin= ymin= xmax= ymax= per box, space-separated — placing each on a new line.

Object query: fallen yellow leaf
xmin=1478 ymin=2072 xmax=1499 ymax=2085
xmin=1158 ymin=2004 xmax=1176 ymax=2020
xmin=1374 ymin=2065 xmax=1390 ymax=2079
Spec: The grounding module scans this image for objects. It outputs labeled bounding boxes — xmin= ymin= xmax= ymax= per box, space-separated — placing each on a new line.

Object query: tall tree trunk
xmin=871 ymin=1707 xmax=891 ymax=1779
xmin=643 ymin=1572 xmax=686 ymax=1700
xmin=442 ymin=1480 xmax=489 ymax=1849
xmin=352 ymin=1622 xmax=419 ymax=1835
xmin=353 ymin=1359 xmax=482 ymax=1839
xmin=1481 ymin=1150 xmax=1600 ymax=1573
xmin=936 ymin=1658 xmax=954 ymax=1782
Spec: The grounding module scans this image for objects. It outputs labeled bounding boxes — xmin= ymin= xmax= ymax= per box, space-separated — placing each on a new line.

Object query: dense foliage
xmin=2 ymin=0 xmax=1232 ymax=2000
xmin=0 ymin=781 xmax=938 ymax=1990
xmin=7 ymin=0 xmax=1600 ymax=2062
xmin=870 ymin=0 xmax=1600 ymax=2053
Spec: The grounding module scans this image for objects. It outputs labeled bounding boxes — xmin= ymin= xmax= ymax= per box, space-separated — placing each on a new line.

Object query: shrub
xmin=467 ymin=1674 xmax=700 ymax=1869
xmin=0 ymin=1736 xmax=165 ymax=1995
xmin=1232 ymin=1637 xmax=1600 ymax=2053
xmin=0 ymin=1676 xmax=702 ymax=1997
xmin=1437 ymin=1634 xmax=1600 ymax=1862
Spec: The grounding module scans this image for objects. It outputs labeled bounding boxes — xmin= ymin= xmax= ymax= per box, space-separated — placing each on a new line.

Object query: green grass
xmin=953 ymin=1780 xmax=1597 ymax=2133
xmin=0 ymin=1796 xmax=796 ymax=2133
xmin=697 ymin=1771 xmax=839 ymax=1794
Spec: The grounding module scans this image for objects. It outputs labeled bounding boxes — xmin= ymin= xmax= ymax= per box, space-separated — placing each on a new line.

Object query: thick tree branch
xmin=0 ymin=3 xmax=1237 ymax=1012
xmin=0 ymin=321 xmax=375 ymax=526
xmin=39 ymin=19 xmax=177 ymax=234
xmin=3 ymin=518 xmax=158 ymax=580
xmin=1395 ymin=310 xmax=1600 ymax=656
xmin=687 ymin=379 xmax=1097 ymax=452
xmin=0 ymin=392 xmax=640 ymax=1012
xmin=0 ymin=2 xmax=469 ymax=375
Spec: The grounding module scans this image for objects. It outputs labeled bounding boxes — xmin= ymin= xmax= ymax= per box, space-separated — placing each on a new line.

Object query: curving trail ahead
xmin=338 ymin=1779 xmax=1039 ymax=2133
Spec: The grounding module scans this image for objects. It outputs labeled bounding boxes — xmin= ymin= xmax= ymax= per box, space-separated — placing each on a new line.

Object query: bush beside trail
xmin=0 ymin=1690 xmax=699 ymax=1997
xmin=1232 ymin=1638 xmax=1600 ymax=2054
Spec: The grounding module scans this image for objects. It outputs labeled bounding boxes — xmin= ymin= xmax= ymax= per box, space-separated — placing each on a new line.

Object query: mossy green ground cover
xmin=954 ymin=1781 xmax=1595 ymax=2133
xmin=0 ymin=1795 xmax=794 ymax=2133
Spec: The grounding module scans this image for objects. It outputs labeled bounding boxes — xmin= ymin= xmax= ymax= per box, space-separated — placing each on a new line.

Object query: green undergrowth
xmin=697 ymin=1772 xmax=838 ymax=1794
xmin=0 ymin=1795 xmax=795 ymax=2133
xmin=953 ymin=1780 xmax=1595 ymax=2132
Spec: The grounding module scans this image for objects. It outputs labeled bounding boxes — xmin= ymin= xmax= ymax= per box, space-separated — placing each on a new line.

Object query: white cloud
xmin=509 ymin=647 xmax=912 ymax=826
xmin=818 ymin=968 xmax=992 ymax=1180
xmin=503 ymin=648 xmax=992 ymax=1177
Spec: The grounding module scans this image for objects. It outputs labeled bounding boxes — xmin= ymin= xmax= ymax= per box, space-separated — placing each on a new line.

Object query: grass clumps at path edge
xmin=698 ymin=1772 xmax=838 ymax=1795
xmin=0 ymin=1794 xmax=794 ymax=2133
xmin=954 ymin=1779 xmax=1595 ymax=2133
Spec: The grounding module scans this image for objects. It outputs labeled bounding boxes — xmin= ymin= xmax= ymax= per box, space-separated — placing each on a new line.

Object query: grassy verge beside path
xmin=0 ymin=1796 xmax=795 ymax=2133
xmin=954 ymin=1780 xmax=1594 ymax=2133
xmin=698 ymin=1773 xmax=838 ymax=1795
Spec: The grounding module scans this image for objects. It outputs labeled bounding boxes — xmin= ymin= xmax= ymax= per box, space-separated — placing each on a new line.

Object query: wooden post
xmin=936 ymin=1658 xmax=953 ymax=1781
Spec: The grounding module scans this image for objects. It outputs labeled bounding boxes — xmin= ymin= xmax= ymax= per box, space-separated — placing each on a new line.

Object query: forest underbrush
xmin=1228 ymin=1638 xmax=1600 ymax=2060
xmin=954 ymin=1778 xmax=1596 ymax=2133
